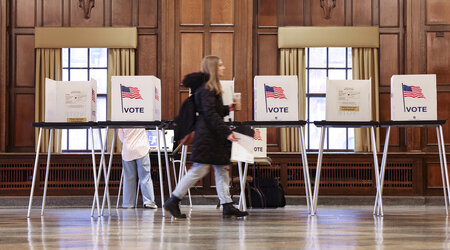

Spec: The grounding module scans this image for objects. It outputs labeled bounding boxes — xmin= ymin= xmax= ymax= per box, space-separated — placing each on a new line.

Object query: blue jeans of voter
xmin=172 ymin=162 xmax=233 ymax=204
xmin=122 ymin=154 xmax=155 ymax=208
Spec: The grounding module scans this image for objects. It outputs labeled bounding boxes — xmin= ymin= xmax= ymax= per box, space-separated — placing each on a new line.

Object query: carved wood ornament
xmin=79 ymin=0 xmax=95 ymax=19
xmin=320 ymin=0 xmax=336 ymax=20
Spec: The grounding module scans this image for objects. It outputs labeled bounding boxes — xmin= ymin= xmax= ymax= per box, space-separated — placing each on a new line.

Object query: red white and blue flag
xmin=402 ymin=84 xmax=425 ymax=99
xmin=254 ymin=129 xmax=262 ymax=141
xmin=155 ymin=87 xmax=159 ymax=101
xmin=121 ymin=85 xmax=143 ymax=100
xmin=265 ymin=85 xmax=287 ymax=99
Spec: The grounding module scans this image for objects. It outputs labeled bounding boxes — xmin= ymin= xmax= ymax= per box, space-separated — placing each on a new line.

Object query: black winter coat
xmin=182 ymin=72 xmax=232 ymax=165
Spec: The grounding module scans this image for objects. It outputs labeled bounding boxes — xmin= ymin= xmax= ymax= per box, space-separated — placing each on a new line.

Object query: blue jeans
xmin=122 ymin=154 xmax=155 ymax=208
xmin=172 ymin=162 xmax=233 ymax=204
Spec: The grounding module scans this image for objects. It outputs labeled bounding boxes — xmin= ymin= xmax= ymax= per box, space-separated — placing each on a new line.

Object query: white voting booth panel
xmin=111 ymin=76 xmax=161 ymax=121
xmin=45 ymin=78 xmax=97 ymax=122
xmin=231 ymin=132 xmax=255 ymax=164
xmin=326 ymin=79 xmax=372 ymax=121
xmin=253 ymin=128 xmax=267 ymax=158
xmin=391 ymin=74 xmax=437 ymax=120
xmin=220 ymin=80 xmax=234 ymax=121
xmin=254 ymin=76 xmax=299 ymax=121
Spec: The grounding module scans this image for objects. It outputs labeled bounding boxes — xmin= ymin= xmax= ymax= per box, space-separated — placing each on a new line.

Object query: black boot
xmin=163 ymin=196 xmax=186 ymax=218
xmin=222 ymin=203 xmax=249 ymax=218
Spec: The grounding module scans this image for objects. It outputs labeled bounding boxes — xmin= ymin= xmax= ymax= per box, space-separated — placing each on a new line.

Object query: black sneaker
xmin=163 ymin=196 xmax=187 ymax=218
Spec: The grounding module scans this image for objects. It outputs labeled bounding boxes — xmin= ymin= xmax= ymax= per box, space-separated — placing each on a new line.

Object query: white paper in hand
xmin=231 ymin=132 xmax=255 ymax=163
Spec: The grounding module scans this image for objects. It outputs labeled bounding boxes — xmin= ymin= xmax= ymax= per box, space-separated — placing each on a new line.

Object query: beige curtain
xmin=279 ymin=48 xmax=306 ymax=152
xmin=35 ymin=48 xmax=62 ymax=153
xmin=352 ymin=48 xmax=380 ymax=152
xmin=107 ymin=48 xmax=136 ymax=152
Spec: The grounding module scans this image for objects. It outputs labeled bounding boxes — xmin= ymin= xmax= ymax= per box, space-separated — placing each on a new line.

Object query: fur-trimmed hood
xmin=182 ymin=72 xmax=209 ymax=93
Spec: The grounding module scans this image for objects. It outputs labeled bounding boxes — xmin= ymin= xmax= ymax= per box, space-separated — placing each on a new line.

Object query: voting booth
xmin=220 ymin=80 xmax=234 ymax=121
xmin=111 ymin=76 xmax=161 ymax=121
xmin=45 ymin=78 xmax=97 ymax=122
xmin=326 ymin=78 xmax=372 ymax=121
xmin=254 ymin=76 xmax=299 ymax=121
xmin=253 ymin=128 xmax=267 ymax=158
xmin=390 ymin=74 xmax=437 ymax=120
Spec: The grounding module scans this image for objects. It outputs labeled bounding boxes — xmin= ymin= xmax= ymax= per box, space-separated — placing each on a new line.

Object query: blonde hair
xmin=201 ymin=55 xmax=223 ymax=95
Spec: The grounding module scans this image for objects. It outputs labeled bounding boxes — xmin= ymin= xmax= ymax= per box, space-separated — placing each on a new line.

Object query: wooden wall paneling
xmin=180 ymin=33 xmax=203 ymax=80
xmin=14 ymin=93 xmax=34 ymax=147
xmin=138 ymin=0 xmax=157 ymax=27
xmin=43 ymin=0 xmax=62 ymax=26
xmin=380 ymin=34 xmax=399 ymax=86
xmin=380 ymin=0 xmax=399 ymax=27
xmin=427 ymin=32 xmax=450 ymax=83
xmin=426 ymin=92 xmax=450 ymax=147
xmin=70 ymin=0 xmax=104 ymax=26
xmin=161 ymin=0 xmax=176 ymax=119
xmin=405 ymin=0 xmax=426 ymax=75
xmin=379 ymin=93 xmax=400 ymax=147
xmin=267 ymin=127 xmax=280 ymax=152
xmin=137 ymin=35 xmax=157 ymax=76
xmin=352 ymin=0 xmax=372 ymax=26
xmin=111 ymin=0 xmax=132 ymax=26
xmin=15 ymin=35 xmax=34 ymax=87
xmin=0 ymin=0 xmax=7 ymax=151
xmin=258 ymin=0 xmax=277 ymax=27
xmin=282 ymin=0 xmax=303 ymax=26
xmin=426 ymin=0 xmax=450 ymax=25
xmin=234 ymin=0 xmax=252 ymax=122
xmin=257 ymin=34 xmax=278 ymax=75
xmin=210 ymin=32 xmax=233 ymax=80
xmin=311 ymin=0 xmax=345 ymax=26
xmin=427 ymin=162 xmax=448 ymax=188
xmin=180 ymin=0 xmax=202 ymax=25
xmin=15 ymin=0 xmax=35 ymax=27
xmin=211 ymin=0 xmax=234 ymax=25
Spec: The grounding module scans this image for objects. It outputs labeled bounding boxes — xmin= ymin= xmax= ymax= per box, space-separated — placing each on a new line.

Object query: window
xmin=305 ymin=47 xmax=354 ymax=151
xmin=61 ymin=48 xmax=108 ymax=151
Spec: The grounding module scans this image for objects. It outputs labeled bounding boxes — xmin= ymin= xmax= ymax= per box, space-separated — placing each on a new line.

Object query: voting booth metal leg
xmin=101 ymin=128 xmax=116 ymax=216
xmin=374 ymin=126 xmax=390 ymax=216
xmin=41 ymin=129 xmax=54 ymax=216
xmin=116 ymin=170 xmax=124 ymax=209
xmin=91 ymin=128 xmax=110 ymax=216
xmin=156 ymin=127 xmax=165 ymax=208
xmin=27 ymin=128 xmax=43 ymax=218
xmin=88 ymin=127 xmax=101 ymax=217
xmin=161 ymin=128 xmax=173 ymax=195
xmin=237 ymin=161 xmax=248 ymax=211
xmin=312 ymin=126 xmax=326 ymax=215
xmin=135 ymin=180 xmax=141 ymax=207
xmin=99 ymin=130 xmax=111 ymax=214
xmin=369 ymin=126 xmax=382 ymax=216
xmin=437 ymin=125 xmax=450 ymax=214
xmin=298 ymin=126 xmax=313 ymax=213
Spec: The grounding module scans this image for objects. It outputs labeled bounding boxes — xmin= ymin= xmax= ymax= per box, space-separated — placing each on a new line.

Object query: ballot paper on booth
xmin=231 ymin=132 xmax=255 ymax=164
xmin=254 ymin=76 xmax=299 ymax=121
xmin=220 ymin=80 xmax=234 ymax=121
xmin=44 ymin=78 xmax=97 ymax=122
xmin=111 ymin=76 xmax=161 ymax=121
xmin=390 ymin=74 xmax=437 ymax=120
xmin=325 ymin=78 xmax=372 ymax=121
xmin=253 ymin=128 xmax=267 ymax=158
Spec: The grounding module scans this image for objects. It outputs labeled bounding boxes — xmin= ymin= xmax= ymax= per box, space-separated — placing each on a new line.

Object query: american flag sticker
xmin=264 ymin=85 xmax=287 ymax=99
xmin=402 ymin=84 xmax=425 ymax=99
xmin=254 ymin=129 xmax=262 ymax=141
xmin=121 ymin=85 xmax=143 ymax=100
xmin=155 ymin=87 xmax=159 ymax=101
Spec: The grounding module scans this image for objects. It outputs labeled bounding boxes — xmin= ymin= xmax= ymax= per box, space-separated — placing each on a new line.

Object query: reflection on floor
xmin=2 ymin=206 xmax=450 ymax=249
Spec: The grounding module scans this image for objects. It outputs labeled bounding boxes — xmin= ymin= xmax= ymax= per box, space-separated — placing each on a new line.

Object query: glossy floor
xmin=2 ymin=206 xmax=450 ymax=249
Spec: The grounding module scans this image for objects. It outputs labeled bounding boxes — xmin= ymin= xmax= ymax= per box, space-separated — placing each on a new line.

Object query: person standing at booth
xmin=164 ymin=55 xmax=248 ymax=218
xmin=118 ymin=128 xmax=158 ymax=209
